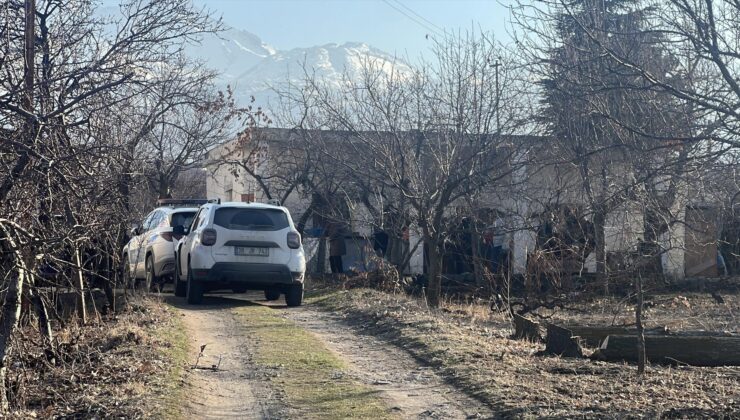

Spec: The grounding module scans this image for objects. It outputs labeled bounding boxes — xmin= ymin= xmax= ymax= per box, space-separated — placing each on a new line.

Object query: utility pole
xmin=24 ymin=0 xmax=35 ymax=118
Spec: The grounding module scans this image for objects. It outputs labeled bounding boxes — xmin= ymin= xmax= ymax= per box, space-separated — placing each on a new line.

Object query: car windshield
xmin=170 ymin=211 xmax=196 ymax=228
xmin=214 ymin=208 xmax=289 ymax=231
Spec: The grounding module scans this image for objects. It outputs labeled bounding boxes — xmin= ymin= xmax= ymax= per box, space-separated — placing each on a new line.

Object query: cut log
xmin=596 ymin=335 xmax=740 ymax=367
xmin=512 ymin=314 xmax=541 ymax=341
xmin=563 ymin=325 xmax=667 ymax=347
xmin=543 ymin=323 xmax=583 ymax=358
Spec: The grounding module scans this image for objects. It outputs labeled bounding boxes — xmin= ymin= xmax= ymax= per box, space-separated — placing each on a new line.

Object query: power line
xmin=381 ymin=0 xmax=444 ymax=38
xmin=389 ymin=0 xmax=446 ymax=35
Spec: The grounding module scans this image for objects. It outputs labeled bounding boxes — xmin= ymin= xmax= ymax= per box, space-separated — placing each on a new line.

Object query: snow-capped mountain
xmin=97 ymin=6 xmax=409 ymax=109
xmin=186 ymin=28 xmax=275 ymax=81
xmin=234 ymin=42 xmax=411 ymax=102
xmin=186 ymin=29 xmax=413 ymax=109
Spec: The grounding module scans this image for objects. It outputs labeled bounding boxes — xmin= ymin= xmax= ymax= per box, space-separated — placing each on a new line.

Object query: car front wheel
xmin=284 ymin=283 xmax=303 ymax=307
xmin=186 ymin=262 xmax=204 ymax=304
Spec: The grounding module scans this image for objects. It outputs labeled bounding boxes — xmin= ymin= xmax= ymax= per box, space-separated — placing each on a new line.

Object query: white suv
xmin=174 ymin=202 xmax=306 ymax=306
xmin=122 ymin=200 xmax=203 ymax=291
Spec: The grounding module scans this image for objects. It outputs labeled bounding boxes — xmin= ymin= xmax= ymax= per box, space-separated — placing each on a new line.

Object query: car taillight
xmin=201 ymin=228 xmax=217 ymax=246
xmin=161 ymin=232 xmax=183 ymax=242
xmin=287 ymin=231 xmax=301 ymax=249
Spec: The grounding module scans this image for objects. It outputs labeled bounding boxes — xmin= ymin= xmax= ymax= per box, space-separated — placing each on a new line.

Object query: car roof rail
xmin=156 ymin=198 xmax=220 ymax=207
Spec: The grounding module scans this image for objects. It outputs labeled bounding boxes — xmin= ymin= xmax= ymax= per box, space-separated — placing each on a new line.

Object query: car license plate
xmin=235 ymin=247 xmax=269 ymax=257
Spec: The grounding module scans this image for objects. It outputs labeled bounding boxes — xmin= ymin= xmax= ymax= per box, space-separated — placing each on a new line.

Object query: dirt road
xmin=169 ymin=292 xmax=491 ymax=419
xmin=172 ymin=297 xmax=285 ymax=419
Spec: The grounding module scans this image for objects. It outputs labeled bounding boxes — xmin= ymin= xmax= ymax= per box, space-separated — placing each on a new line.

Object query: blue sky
xmin=192 ymin=0 xmax=513 ymax=58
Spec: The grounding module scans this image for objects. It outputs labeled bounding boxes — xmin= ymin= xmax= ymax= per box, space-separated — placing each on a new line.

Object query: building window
xmin=241 ymin=193 xmax=255 ymax=203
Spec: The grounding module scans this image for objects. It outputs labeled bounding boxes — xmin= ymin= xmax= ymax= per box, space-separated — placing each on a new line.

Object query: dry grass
xmin=540 ymin=292 xmax=738 ymax=333
xmin=307 ymin=283 xmax=740 ymax=419
xmin=8 ymin=295 xmax=189 ymax=419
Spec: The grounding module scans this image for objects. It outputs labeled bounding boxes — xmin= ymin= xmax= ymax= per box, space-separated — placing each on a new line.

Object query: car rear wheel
xmin=123 ymin=256 xmax=135 ymax=290
xmin=264 ymin=289 xmax=280 ymax=301
xmin=174 ymin=262 xmax=187 ymax=297
xmin=186 ymin=262 xmax=204 ymax=304
xmin=145 ymin=255 xmax=160 ymax=293
xmin=284 ymin=283 xmax=303 ymax=307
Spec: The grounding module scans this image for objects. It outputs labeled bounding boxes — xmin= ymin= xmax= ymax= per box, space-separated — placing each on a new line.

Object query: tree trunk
xmin=593 ymin=209 xmax=608 ymax=294
xmin=102 ymin=244 xmax=116 ymax=312
xmin=295 ymin=198 xmax=316 ymax=234
xmin=316 ymin=237 xmax=327 ymax=274
xmin=29 ymin=287 xmax=54 ymax=354
xmin=0 ymin=2 xmax=34 ymax=410
xmin=425 ymin=236 xmax=442 ymax=308
xmin=636 ymin=274 xmax=647 ymax=374
xmin=471 ymin=228 xmax=485 ymax=288
xmin=0 ymin=268 xmax=24 ymax=413
xmin=75 ymin=247 xmax=87 ymax=325
xmin=158 ymin=175 xmax=171 ymax=199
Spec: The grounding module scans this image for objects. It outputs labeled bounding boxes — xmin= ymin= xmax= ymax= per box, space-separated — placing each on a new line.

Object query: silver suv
xmin=122 ymin=199 xmax=209 ymax=291
xmin=174 ymin=202 xmax=306 ymax=306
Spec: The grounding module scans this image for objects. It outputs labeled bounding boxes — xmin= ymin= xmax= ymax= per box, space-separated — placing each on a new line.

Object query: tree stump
xmin=512 ymin=314 xmax=541 ymax=341
xmin=543 ymin=323 xmax=583 ymax=358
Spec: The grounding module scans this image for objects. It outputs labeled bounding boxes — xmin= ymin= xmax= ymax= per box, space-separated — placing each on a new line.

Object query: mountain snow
xmin=96 ymin=6 xmax=408 ymax=109
xmin=186 ymin=28 xmax=412 ymax=108
xmin=187 ymin=28 xmax=275 ymax=81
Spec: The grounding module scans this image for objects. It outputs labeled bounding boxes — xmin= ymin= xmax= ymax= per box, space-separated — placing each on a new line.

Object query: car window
xmin=141 ymin=211 xmax=156 ymax=231
xmin=189 ymin=209 xmax=202 ymax=232
xmin=157 ymin=212 xmax=168 ymax=229
xmin=149 ymin=211 xmax=164 ymax=231
xmin=170 ymin=211 xmax=196 ymax=228
xmin=214 ymin=208 xmax=289 ymax=231
xmin=198 ymin=209 xmax=209 ymax=227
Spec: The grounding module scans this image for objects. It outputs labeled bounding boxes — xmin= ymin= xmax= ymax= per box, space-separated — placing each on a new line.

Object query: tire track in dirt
xmin=172 ymin=296 xmax=285 ymax=419
xmin=281 ymin=304 xmax=492 ymax=419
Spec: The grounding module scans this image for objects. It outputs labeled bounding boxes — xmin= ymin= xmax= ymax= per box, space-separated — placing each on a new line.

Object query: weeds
xmin=7 ymin=296 xmax=189 ymax=419
xmin=307 ymin=285 xmax=740 ymax=418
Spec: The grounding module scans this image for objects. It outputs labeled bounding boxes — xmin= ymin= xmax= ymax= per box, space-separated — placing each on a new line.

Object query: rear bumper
xmin=155 ymin=257 xmax=176 ymax=277
xmin=192 ymin=262 xmax=304 ymax=285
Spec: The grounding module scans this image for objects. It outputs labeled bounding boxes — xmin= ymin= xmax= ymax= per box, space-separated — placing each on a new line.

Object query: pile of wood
xmin=511 ymin=315 xmax=740 ymax=366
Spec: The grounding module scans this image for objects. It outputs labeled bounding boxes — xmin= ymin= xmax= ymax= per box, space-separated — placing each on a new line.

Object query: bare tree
xmin=0 ymin=0 xmax=221 ymax=411
xmin=134 ymin=62 xmax=238 ymax=199
xmin=512 ymin=0 xmax=730 ymax=373
xmin=278 ymin=32 xmax=529 ymax=307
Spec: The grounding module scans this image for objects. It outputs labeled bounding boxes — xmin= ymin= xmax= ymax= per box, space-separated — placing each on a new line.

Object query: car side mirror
xmin=172 ymin=225 xmax=186 ymax=235
xmin=130 ymin=225 xmax=141 ymax=236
